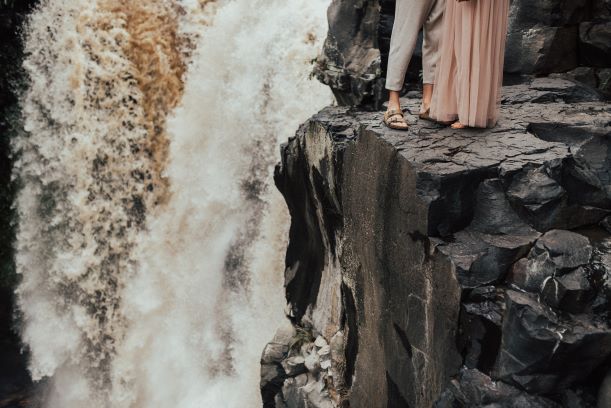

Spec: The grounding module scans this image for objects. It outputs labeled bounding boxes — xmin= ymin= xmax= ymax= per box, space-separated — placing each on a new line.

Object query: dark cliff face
xmin=261 ymin=78 xmax=611 ymax=407
xmin=0 ymin=2 xmax=40 ymax=406
xmin=313 ymin=0 xmax=611 ymax=109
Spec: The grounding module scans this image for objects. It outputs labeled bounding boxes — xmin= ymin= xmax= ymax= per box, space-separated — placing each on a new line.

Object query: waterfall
xmin=13 ymin=0 xmax=333 ymax=406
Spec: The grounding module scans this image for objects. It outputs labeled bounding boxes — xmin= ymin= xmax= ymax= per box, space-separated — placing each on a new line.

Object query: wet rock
xmin=602 ymin=216 xmax=611 ymax=234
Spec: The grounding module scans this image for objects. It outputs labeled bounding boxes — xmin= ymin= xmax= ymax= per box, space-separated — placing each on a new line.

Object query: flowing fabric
xmin=430 ymin=0 xmax=510 ymax=128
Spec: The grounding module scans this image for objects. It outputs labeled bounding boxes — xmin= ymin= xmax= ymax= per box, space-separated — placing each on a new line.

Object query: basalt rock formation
xmin=260 ymin=77 xmax=611 ymax=407
xmin=314 ymin=0 xmax=611 ymax=109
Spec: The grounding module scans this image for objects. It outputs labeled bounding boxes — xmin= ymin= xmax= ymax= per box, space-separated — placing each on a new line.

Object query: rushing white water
xmin=13 ymin=0 xmax=333 ymax=406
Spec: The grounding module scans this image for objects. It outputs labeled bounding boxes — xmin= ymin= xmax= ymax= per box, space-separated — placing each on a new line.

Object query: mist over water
xmin=13 ymin=0 xmax=332 ymax=406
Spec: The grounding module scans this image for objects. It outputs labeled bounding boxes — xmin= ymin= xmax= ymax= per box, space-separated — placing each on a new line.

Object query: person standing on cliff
xmin=383 ymin=0 xmax=446 ymax=130
xmin=429 ymin=0 xmax=510 ymax=128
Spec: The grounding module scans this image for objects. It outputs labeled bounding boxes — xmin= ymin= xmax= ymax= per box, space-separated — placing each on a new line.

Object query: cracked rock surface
xmin=261 ymin=77 xmax=611 ymax=407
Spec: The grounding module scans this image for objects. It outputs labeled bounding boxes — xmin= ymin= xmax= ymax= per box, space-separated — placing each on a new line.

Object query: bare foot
xmin=451 ymin=121 xmax=467 ymax=129
xmin=419 ymin=103 xmax=431 ymax=120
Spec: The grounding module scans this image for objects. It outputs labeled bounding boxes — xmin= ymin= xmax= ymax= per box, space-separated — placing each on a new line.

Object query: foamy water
xmin=13 ymin=0 xmax=332 ymax=406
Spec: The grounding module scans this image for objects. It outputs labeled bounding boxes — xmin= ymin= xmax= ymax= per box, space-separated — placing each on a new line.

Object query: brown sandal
xmin=384 ymin=108 xmax=409 ymax=130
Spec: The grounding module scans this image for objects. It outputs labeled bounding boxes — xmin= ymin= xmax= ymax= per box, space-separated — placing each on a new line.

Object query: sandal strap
xmin=384 ymin=108 xmax=404 ymax=121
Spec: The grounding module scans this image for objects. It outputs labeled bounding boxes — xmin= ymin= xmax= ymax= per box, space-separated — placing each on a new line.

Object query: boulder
xmin=508 ymin=230 xmax=593 ymax=293
xmin=541 ymin=267 xmax=594 ymax=313
xmin=313 ymin=0 xmax=382 ymax=108
xmin=493 ymin=290 xmax=611 ymax=394
xmin=505 ymin=25 xmax=578 ymax=74
xmin=508 ymin=0 xmax=590 ymax=26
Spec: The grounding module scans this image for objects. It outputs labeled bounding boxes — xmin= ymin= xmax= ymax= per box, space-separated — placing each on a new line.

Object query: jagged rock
xmin=457 ymin=287 xmax=505 ymax=373
xmin=282 ymin=356 xmax=307 ymax=377
xmin=262 ymin=77 xmax=611 ymax=407
xmin=436 ymin=179 xmax=540 ymax=288
xmin=304 ymin=350 xmax=321 ymax=374
xmin=493 ymin=290 xmax=611 ymax=394
xmin=314 ymin=336 xmax=327 ymax=349
xmin=509 ymin=230 xmax=593 ymax=293
xmin=313 ymin=0 xmax=382 ymax=108
xmin=536 ymin=230 xmax=593 ymax=270
xmin=281 ymin=375 xmax=309 ymax=408
xmin=505 ymin=25 xmax=578 ymax=74
xmin=580 ymin=22 xmax=611 ymax=68
xmin=541 ymin=267 xmax=594 ymax=313
xmin=508 ymin=0 xmax=589 ymax=26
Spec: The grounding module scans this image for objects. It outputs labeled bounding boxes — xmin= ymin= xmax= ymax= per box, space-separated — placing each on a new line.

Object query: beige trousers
xmin=385 ymin=0 xmax=446 ymax=91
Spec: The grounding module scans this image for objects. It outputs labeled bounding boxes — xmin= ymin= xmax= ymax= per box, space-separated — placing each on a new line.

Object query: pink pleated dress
xmin=429 ymin=0 xmax=510 ymax=128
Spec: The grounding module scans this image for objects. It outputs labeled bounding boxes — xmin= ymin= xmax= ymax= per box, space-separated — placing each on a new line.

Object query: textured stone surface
xmin=313 ymin=0 xmax=383 ymax=108
xmin=262 ymin=77 xmax=611 ymax=407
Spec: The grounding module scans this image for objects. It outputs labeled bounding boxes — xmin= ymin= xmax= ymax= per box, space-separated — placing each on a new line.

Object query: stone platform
xmin=261 ymin=77 xmax=611 ymax=408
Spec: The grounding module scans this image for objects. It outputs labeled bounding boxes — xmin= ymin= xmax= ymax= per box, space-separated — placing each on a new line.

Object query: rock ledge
xmin=261 ymin=77 xmax=611 ymax=408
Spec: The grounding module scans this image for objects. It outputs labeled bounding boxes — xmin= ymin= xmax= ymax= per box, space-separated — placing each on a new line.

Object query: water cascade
xmin=13 ymin=0 xmax=332 ymax=406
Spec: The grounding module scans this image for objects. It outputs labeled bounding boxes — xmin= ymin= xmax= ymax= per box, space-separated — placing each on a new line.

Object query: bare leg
xmin=388 ymin=90 xmax=402 ymax=111
xmin=421 ymin=83 xmax=434 ymax=113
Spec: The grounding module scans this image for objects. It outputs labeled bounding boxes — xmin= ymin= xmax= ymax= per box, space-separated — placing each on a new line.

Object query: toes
xmin=451 ymin=122 xmax=466 ymax=129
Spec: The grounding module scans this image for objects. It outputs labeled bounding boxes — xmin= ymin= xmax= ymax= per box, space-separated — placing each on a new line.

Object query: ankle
xmin=387 ymin=102 xmax=401 ymax=111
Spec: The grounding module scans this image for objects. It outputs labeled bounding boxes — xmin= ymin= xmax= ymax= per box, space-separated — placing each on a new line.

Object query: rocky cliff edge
xmin=261 ymin=77 xmax=611 ymax=408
